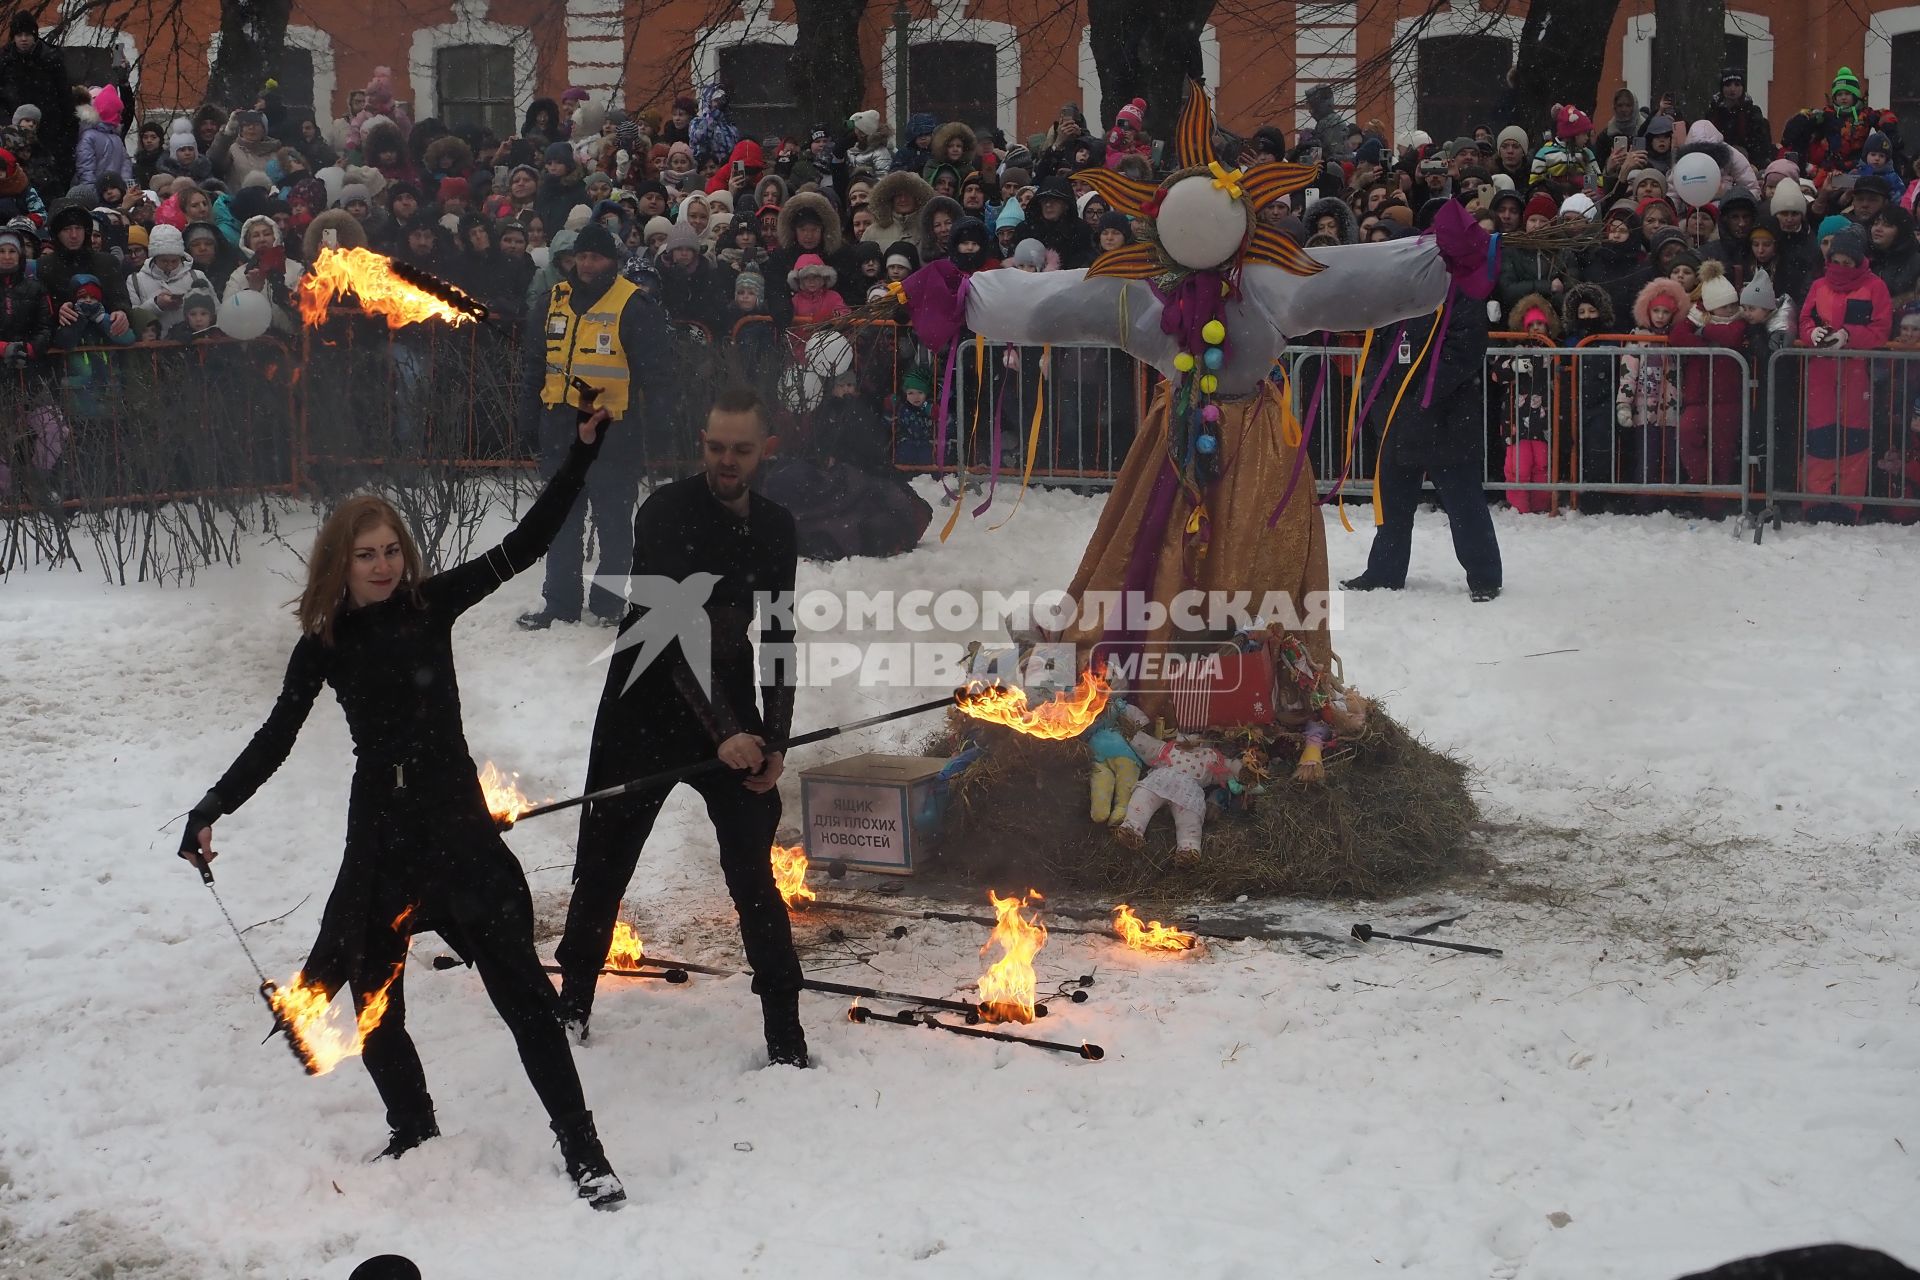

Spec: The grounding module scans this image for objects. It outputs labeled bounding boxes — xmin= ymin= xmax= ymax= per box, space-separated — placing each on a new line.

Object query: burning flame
xmin=977 ymin=889 xmax=1048 ymax=1024
xmin=269 ymin=962 xmax=401 ymax=1075
xmin=771 ymin=843 xmax=815 ymax=909
xmin=605 ymin=920 xmax=647 ymax=971
xmin=299 ymin=246 xmax=478 ymax=329
xmin=1112 ymin=904 xmax=1196 ymax=952
xmin=478 ymin=761 xmax=542 ymax=825
xmin=956 ymin=667 xmax=1111 ymax=740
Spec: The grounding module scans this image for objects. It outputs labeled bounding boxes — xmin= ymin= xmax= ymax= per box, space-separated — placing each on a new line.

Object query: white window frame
xmin=42 ymin=14 xmax=139 ymax=91
xmin=1621 ymin=10 xmax=1774 ymax=118
xmin=1075 ymin=26 xmax=1220 ymax=136
xmin=1393 ymin=7 xmax=1522 ymax=145
xmin=408 ymin=0 xmax=535 ymax=132
xmin=1864 ymin=6 xmax=1920 ymax=108
xmin=881 ymin=0 xmax=1020 ymax=138
xmin=204 ymin=25 xmax=336 ymax=120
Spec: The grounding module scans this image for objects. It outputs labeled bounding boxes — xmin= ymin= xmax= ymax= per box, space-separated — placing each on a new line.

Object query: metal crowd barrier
xmin=1759 ymin=346 xmax=1920 ymax=527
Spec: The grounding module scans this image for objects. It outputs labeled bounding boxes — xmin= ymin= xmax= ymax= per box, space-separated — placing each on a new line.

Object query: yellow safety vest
xmin=540 ymin=275 xmax=639 ymax=420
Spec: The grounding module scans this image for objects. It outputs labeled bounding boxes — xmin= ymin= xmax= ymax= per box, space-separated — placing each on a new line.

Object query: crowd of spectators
xmin=3 ymin=15 xmax=1919 ymax=516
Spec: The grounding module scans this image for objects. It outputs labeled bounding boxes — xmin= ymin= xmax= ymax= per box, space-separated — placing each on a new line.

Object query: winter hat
xmin=1818 ymin=214 xmax=1853 ymax=241
xmin=705 ymin=189 xmax=734 ymax=213
xmin=903 ymin=366 xmax=933 ymax=395
xmin=1699 ymin=274 xmax=1739 ymax=312
xmin=1831 ymin=68 xmax=1864 ymax=100
xmin=231 ymin=108 xmax=265 ymax=130
xmin=10 ymin=103 xmax=41 ymax=128
xmin=1856 ymin=173 xmax=1893 ymax=198
xmin=1378 ymin=203 xmax=1414 ymax=229
xmin=1740 ymin=269 xmax=1776 ymax=310
xmin=437 ymin=176 xmax=471 ymax=204
xmin=668 ymin=141 xmax=693 ymax=164
xmin=1645 ymin=115 xmax=1675 ymax=136
xmin=181 ymin=290 xmax=218 ymax=318
xmin=1001 ymin=143 xmax=1032 ymax=171
xmin=1076 ymin=190 xmax=1101 ymax=216
xmin=658 ymin=217 xmax=699 ymax=254
xmin=543 ymin=141 xmax=573 ymax=165
xmin=1770 ymin=180 xmax=1808 ymax=215
xmin=126 ymin=224 xmax=148 ymax=248
xmin=734 ymin=271 xmax=767 ymax=304
xmin=850 ymin=109 xmax=880 ymax=137
xmin=1096 ymin=210 xmax=1132 ymax=238
xmin=335 ymin=183 xmax=371 ymax=209
xmin=563 ymin=204 xmax=592 ymax=231
xmin=1010 ymin=238 xmax=1048 ymax=269
xmin=571 ymin=221 xmax=620 ymax=259
xmin=1523 ymin=193 xmax=1558 ymax=222
xmin=1496 ymin=125 xmax=1529 ymax=152
xmin=146 ymin=223 xmax=185 ymax=257
xmin=70 ymin=274 xmax=104 ymax=300
xmin=787 ymin=252 xmax=835 ymax=287
xmin=1553 ymin=105 xmax=1593 ymax=140
xmin=1625 ymin=167 xmax=1664 ymax=190
xmin=91 ymin=84 xmax=125 ymax=128
xmin=1560 ymin=192 xmax=1597 ymax=220
xmin=885 ymin=248 xmax=915 ymax=273
xmin=1828 ymin=227 xmax=1868 ymax=263
xmin=643 ymin=215 xmax=672 ymax=241
xmin=561 ymin=87 xmax=590 ymax=105
xmin=1114 ymin=98 xmax=1146 ymax=130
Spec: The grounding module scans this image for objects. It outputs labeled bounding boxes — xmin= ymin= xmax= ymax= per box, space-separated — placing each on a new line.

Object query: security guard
xmin=518 ymin=221 xmax=673 ymax=629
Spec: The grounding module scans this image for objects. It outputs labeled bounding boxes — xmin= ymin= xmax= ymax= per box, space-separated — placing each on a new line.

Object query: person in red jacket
xmin=1796 ymin=227 xmax=1892 ymax=518
xmin=1667 ymin=268 xmax=1750 ymax=508
xmin=706 ymin=137 xmax=764 ymax=196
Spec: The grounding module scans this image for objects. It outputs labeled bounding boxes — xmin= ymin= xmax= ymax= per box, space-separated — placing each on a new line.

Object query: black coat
xmin=656 ymin=256 xmax=730 ymax=332
xmin=0 ymin=266 xmax=54 ymax=355
xmin=39 ymin=246 xmax=133 ymax=314
xmin=1366 ymin=299 xmax=1490 ymax=472
xmin=0 ymin=38 xmax=77 ymax=189
xmin=202 ymin=437 xmax=601 ymax=993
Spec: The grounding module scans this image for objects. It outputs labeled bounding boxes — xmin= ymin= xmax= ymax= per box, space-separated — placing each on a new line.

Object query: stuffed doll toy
xmin=1085 ymin=698 xmax=1147 ymax=826
xmin=1114 ymin=726 xmax=1249 ymax=867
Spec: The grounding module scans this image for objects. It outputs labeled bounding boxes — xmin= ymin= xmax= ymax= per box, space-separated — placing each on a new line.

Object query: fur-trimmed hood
xmin=914 ymin=194 xmax=964 ymax=259
xmin=422 ymin=134 xmax=473 ymax=177
xmin=1506 ymin=291 xmax=1562 ymax=338
xmin=1632 ymin=275 xmax=1691 ymax=329
xmin=867 ymin=170 xmax=934 ymax=234
xmin=362 ymin=120 xmax=407 ymax=166
xmin=302 ymin=207 xmax=368 ymax=262
xmin=1303 ymin=195 xmax=1359 ymax=245
xmin=929 ymin=121 xmax=976 ymax=168
xmin=777 ymin=191 xmax=844 ymax=254
xmin=1561 ymin=281 xmax=1616 ymax=332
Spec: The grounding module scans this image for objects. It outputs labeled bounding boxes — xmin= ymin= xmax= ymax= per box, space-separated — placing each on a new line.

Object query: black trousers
xmin=353 ymin=839 xmax=585 ymax=1131
xmin=555 ymin=720 xmax=800 ymax=1016
xmin=1363 ymin=459 xmax=1503 ymax=591
xmin=536 ymin=408 xmax=644 ymax=621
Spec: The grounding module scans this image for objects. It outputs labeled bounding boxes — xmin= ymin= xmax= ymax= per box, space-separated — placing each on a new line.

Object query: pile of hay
xmin=920 ymin=708 xmax=1478 ymax=900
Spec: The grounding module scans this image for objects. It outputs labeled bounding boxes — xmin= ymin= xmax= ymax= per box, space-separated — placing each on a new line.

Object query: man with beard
xmin=554 ymin=387 xmax=808 ymax=1066
xmin=517 ymin=221 xmax=673 ymax=629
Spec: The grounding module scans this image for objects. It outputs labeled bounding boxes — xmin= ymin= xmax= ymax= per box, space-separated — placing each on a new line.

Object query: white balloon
xmin=218 ymin=289 xmax=274 ymax=340
xmin=1154 ymin=175 xmax=1248 ymax=270
xmin=1671 ymin=151 xmax=1723 ymax=208
xmin=803 ymin=329 xmax=854 ymax=378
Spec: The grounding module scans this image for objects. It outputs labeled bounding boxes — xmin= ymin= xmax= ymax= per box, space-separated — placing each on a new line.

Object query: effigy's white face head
xmin=1154 ymin=176 xmax=1246 ymax=270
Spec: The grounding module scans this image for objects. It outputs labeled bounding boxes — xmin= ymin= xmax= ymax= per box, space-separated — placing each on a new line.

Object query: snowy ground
xmin=3 ymin=484 xmax=1919 ymax=1280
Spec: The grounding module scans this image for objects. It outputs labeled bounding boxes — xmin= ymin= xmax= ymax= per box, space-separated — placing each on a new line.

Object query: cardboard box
xmin=799 ymin=754 xmax=951 ymax=875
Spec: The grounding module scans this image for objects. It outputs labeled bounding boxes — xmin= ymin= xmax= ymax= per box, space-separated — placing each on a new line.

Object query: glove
xmin=177 ymin=789 xmax=224 ymax=867
xmin=1687 ymin=306 xmax=1706 ymax=329
xmin=1810 ymin=326 xmax=1830 ymax=346
xmin=1825 ymin=327 xmax=1848 ymax=348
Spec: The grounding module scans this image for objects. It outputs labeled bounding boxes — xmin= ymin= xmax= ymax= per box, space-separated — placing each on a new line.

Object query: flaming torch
xmin=1112 ymin=904 xmax=1197 ymax=952
xmin=298 ymin=246 xmax=487 ymax=330
xmin=771 ymin=843 xmax=815 ymax=909
xmin=478 ymin=762 xmax=545 ymax=826
xmin=605 ymin=920 xmax=648 ymax=971
xmin=266 ymin=962 xmax=403 ymax=1075
xmin=977 ymin=889 xmax=1048 ymax=1024
xmin=956 ymin=668 xmax=1110 ymax=740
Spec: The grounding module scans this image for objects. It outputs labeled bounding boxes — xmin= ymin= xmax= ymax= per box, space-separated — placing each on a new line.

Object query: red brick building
xmin=39 ymin=0 xmax=1920 ymax=148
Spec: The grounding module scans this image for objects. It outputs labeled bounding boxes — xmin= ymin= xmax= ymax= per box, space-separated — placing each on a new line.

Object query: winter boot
xmin=516 ymin=608 xmax=578 ymax=631
xmin=761 ymin=989 xmax=810 ymax=1068
xmin=550 ymin=1110 xmax=626 ymax=1210
xmin=373 ymin=1109 xmax=440 ymax=1161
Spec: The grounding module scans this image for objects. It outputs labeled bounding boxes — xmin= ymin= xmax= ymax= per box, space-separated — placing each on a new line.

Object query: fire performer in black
xmin=554 ymin=386 xmax=808 ymax=1065
xmin=176 ymin=410 xmax=627 ymax=1210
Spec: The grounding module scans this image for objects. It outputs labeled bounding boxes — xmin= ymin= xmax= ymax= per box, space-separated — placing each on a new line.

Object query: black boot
xmin=516 ymin=607 xmax=578 ymax=631
xmin=762 ymin=989 xmax=810 ymax=1068
xmin=373 ymin=1109 xmax=439 ymax=1161
xmin=1340 ymin=574 xmax=1398 ymax=591
xmin=550 ymin=1110 xmax=626 ymax=1210
xmin=1469 ymin=583 xmax=1501 ymax=603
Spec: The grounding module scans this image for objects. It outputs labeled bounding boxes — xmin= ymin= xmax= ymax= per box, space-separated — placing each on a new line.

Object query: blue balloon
xmin=1195 ymin=433 xmax=1217 ymax=455
xmin=1203 ymin=346 xmax=1225 ymax=370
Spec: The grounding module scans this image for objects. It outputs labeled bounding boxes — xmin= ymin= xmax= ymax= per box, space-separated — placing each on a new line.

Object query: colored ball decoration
xmin=1195 ymin=433 xmax=1217 ymax=455
xmin=1199 ymin=373 xmax=1218 ymax=394
xmin=1201 ymin=404 xmax=1221 ymax=423
xmin=1173 ymin=352 xmax=1196 ymax=373
xmin=1203 ymin=346 xmax=1225 ymax=371
xmin=1201 ymin=320 xmax=1227 ymax=346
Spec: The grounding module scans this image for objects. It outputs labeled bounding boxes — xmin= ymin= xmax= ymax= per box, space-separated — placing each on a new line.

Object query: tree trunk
xmin=208 ymin=0 xmax=291 ymax=110
xmin=1651 ymin=0 xmax=1724 ymax=123
xmin=1087 ymin=0 xmax=1214 ymax=138
xmin=791 ymin=0 xmax=869 ymax=135
xmin=1509 ymin=0 xmax=1626 ymax=143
